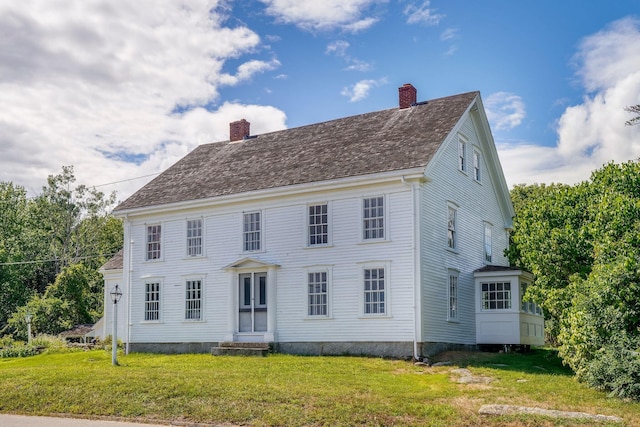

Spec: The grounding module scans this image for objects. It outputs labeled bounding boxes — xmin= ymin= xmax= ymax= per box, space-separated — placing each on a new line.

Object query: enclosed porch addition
xmin=474 ymin=266 xmax=544 ymax=349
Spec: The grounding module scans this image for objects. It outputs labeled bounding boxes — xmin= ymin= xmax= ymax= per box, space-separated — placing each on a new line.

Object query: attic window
xmin=458 ymin=135 xmax=467 ymax=172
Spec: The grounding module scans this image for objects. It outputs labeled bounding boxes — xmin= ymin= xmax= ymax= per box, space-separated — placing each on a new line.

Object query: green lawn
xmin=0 ymin=349 xmax=637 ymax=426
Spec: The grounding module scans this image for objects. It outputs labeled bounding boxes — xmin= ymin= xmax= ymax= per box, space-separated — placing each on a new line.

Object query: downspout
xmin=126 ymin=218 xmax=133 ymax=355
xmin=401 ymin=176 xmax=421 ymax=360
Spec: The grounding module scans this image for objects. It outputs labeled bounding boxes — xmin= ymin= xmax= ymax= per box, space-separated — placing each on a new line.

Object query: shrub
xmin=581 ymin=335 xmax=640 ymax=400
xmin=0 ymin=343 xmax=39 ymax=358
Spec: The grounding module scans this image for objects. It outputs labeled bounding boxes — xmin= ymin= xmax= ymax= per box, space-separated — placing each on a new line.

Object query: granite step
xmin=211 ymin=342 xmax=271 ymax=356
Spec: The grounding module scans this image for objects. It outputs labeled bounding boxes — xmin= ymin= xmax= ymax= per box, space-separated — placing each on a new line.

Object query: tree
xmin=509 ymin=160 xmax=640 ymax=399
xmin=625 ymin=105 xmax=640 ymax=126
xmin=0 ymin=166 xmax=123 ymax=335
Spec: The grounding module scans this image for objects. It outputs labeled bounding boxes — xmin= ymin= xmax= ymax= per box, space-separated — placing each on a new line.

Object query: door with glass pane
xmin=238 ymin=273 xmax=267 ymax=332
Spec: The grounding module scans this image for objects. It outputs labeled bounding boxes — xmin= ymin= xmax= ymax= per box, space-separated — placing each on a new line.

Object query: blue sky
xmin=1 ymin=1 xmax=639 ymax=198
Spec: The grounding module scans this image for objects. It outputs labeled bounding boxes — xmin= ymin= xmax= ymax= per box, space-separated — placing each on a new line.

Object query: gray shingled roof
xmin=101 ymin=249 xmax=123 ymax=270
xmin=115 ymin=91 xmax=478 ymax=212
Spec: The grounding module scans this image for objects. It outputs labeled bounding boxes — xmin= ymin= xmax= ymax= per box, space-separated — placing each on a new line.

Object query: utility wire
xmin=0 ymin=252 xmax=119 ymax=266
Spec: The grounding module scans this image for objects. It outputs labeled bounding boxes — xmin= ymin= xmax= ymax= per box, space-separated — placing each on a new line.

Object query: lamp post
xmin=25 ymin=312 xmax=32 ymax=344
xmin=110 ymin=284 xmax=123 ymax=366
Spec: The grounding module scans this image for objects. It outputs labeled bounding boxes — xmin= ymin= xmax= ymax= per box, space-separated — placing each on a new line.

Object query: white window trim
xmin=360 ymin=195 xmax=389 ymax=243
xmin=304 ymin=266 xmax=333 ymax=319
xmin=305 ymin=202 xmax=332 ymax=248
xmin=447 ymin=269 xmax=460 ymax=323
xmin=458 ymin=134 xmax=468 ymax=173
xmin=358 ymin=261 xmax=392 ymax=318
xmin=446 ymin=202 xmax=459 ymax=253
xmin=241 ymin=210 xmax=264 ymax=253
xmin=144 ymin=223 xmax=164 ymax=262
xmin=183 ymin=274 xmax=206 ymax=322
xmin=185 ymin=217 xmax=206 ymax=259
xmin=141 ymin=278 xmax=163 ymax=323
xmin=473 ymin=148 xmax=482 ymax=183
xmin=480 ymin=281 xmax=512 ymax=311
xmin=484 ymin=222 xmax=493 ymax=264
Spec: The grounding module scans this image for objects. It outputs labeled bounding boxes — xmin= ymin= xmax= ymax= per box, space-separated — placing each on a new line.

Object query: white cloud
xmin=218 ymin=59 xmax=281 ymax=86
xmin=0 ymin=1 xmax=287 ymax=197
xmin=341 ymin=78 xmax=386 ymax=102
xmin=326 ymin=40 xmax=350 ymax=56
xmin=404 ymin=1 xmax=444 ymax=26
xmin=495 ymin=17 xmax=640 ymax=187
xmin=440 ymin=28 xmax=458 ymax=41
xmin=260 ymin=0 xmax=383 ymax=33
xmin=485 ymin=92 xmax=526 ymax=131
xmin=326 ymin=40 xmax=372 ymax=71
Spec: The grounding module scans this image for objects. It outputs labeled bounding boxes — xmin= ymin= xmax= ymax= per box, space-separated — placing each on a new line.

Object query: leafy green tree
xmin=0 ymin=166 xmax=122 ymax=335
xmin=509 ymin=161 xmax=640 ymax=398
xmin=507 ymin=182 xmax=593 ymax=340
xmin=625 ymin=105 xmax=640 ymax=126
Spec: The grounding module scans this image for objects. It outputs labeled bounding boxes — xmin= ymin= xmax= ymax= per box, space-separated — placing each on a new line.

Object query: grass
xmin=0 ymin=349 xmax=638 ymax=426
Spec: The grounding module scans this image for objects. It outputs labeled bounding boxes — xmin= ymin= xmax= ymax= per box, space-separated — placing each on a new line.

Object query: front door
xmin=238 ymin=272 xmax=267 ymax=333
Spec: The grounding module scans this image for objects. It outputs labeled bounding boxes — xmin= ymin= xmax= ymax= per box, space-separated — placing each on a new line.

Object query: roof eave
xmin=114 ymin=167 xmax=427 ymax=218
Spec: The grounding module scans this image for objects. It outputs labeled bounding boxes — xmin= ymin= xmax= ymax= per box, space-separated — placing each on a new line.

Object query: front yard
xmin=0 ymin=349 xmax=636 ymax=426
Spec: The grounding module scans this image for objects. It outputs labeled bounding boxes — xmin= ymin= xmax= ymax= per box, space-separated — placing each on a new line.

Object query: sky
xmin=1 ymin=1 xmax=639 ymax=202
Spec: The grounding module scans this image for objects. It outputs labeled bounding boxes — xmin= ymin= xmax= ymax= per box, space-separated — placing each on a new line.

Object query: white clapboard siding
xmin=123 ymin=182 xmax=416 ymax=344
xmin=420 ymin=116 xmax=510 ymax=344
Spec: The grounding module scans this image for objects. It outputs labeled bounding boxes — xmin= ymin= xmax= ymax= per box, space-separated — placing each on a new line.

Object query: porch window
xmin=363 ymin=196 xmax=385 ymax=240
xmin=186 ymin=219 xmax=203 ymax=257
xmin=185 ymin=279 xmax=202 ymax=320
xmin=308 ymin=204 xmax=328 ymax=246
xmin=481 ymin=281 xmax=511 ymax=310
xmin=146 ymin=224 xmax=161 ymax=260
xmin=364 ymin=268 xmax=385 ymax=315
xmin=145 ymin=282 xmax=160 ymax=321
xmin=243 ymin=211 xmax=261 ymax=252
xmin=308 ymin=271 xmax=328 ymax=316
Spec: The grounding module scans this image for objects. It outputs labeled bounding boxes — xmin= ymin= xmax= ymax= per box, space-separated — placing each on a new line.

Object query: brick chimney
xmin=398 ymin=83 xmax=417 ymax=109
xmin=230 ymin=119 xmax=250 ymax=142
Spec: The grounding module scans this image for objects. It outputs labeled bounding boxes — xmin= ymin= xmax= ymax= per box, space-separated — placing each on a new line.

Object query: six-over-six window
xmin=364 ymin=267 xmax=386 ymax=315
xmin=363 ymin=196 xmax=385 ymax=240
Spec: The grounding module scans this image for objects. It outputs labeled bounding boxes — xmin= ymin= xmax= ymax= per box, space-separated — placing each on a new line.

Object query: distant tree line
xmin=0 ymin=166 xmax=122 ymax=339
xmin=508 ymin=160 xmax=640 ymax=399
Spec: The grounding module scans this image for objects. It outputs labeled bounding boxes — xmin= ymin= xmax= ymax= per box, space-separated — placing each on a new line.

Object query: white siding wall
xmin=124 ymin=182 xmax=416 ymax=344
xmin=420 ymin=115 xmax=510 ymax=344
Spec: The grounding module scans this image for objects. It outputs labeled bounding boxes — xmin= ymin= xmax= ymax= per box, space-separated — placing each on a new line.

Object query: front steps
xmin=211 ymin=341 xmax=271 ymax=356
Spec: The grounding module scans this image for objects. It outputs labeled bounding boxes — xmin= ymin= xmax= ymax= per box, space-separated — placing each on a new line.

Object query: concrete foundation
xmin=128 ymin=342 xmax=218 ymax=354
xmin=127 ymin=340 xmax=478 ymax=359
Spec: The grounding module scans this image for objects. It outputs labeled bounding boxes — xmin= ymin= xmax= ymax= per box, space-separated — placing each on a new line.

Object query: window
xmin=308 ymin=271 xmax=328 ymax=316
xmin=243 ymin=211 xmax=261 ymax=252
xmin=308 ymin=204 xmax=328 ymax=246
xmin=447 ymin=206 xmax=457 ymax=249
xmin=146 ymin=225 xmax=161 ymax=260
xmin=458 ymin=136 xmax=466 ymax=171
xmin=481 ymin=282 xmax=511 ymax=310
xmin=187 ymin=219 xmax=203 ymax=257
xmin=145 ymin=282 xmax=160 ymax=321
xmin=364 ymin=268 xmax=386 ymax=315
xmin=363 ymin=196 xmax=385 ymax=240
xmin=185 ymin=279 xmax=202 ymax=320
xmin=473 ymin=150 xmax=481 ymax=181
xmin=448 ymin=271 xmax=458 ymax=320
xmin=484 ymin=223 xmax=492 ymax=263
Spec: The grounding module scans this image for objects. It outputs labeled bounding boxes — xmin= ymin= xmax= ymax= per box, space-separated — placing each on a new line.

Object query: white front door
xmin=238 ymin=272 xmax=268 ymax=333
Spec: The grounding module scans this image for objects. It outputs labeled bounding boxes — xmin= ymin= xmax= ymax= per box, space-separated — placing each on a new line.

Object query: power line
xmin=0 ymin=252 xmax=119 ymax=266
xmin=91 ymin=172 xmax=160 ymax=188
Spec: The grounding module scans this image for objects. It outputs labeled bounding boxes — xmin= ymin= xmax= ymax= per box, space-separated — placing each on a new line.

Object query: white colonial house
xmin=100 ymin=84 xmax=543 ymax=358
